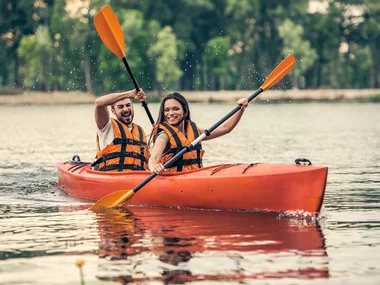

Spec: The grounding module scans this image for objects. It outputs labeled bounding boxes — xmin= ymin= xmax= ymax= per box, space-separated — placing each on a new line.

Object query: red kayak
xmin=57 ymin=158 xmax=327 ymax=214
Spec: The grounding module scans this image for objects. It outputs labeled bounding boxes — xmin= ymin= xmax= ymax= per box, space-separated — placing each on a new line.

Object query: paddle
xmin=94 ymin=5 xmax=155 ymax=125
xmin=89 ymin=54 xmax=296 ymax=211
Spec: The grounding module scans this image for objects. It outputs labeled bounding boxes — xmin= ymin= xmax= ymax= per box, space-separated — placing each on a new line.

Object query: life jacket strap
xmin=98 ymin=164 xmax=145 ymax=171
xmin=166 ymin=144 xmax=202 ymax=155
xmin=92 ymin=151 xmax=147 ymax=168
xmin=169 ymin=157 xmax=203 ymax=168
xmin=113 ymin=138 xmax=147 ymax=146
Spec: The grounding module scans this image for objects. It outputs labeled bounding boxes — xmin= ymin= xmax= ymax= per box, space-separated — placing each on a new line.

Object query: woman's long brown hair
xmin=148 ymin=92 xmax=191 ymax=145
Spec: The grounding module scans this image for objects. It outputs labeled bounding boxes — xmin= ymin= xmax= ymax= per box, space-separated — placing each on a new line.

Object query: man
xmin=92 ymin=89 xmax=150 ymax=171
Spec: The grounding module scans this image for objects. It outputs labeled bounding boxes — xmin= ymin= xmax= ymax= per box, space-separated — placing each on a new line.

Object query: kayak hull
xmin=57 ymin=162 xmax=327 ymax=214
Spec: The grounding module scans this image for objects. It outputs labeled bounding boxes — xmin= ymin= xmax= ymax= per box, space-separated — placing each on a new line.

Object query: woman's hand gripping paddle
xmin=89 ymin=54 xmax=296 ymax=211
xmin=94 ymin=6 xmax=155 ymax=124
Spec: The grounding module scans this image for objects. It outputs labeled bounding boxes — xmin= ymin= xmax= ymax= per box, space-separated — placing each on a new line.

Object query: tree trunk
xmin=311 ymin=61 xmax=319 ymax=89
xmin=370 ymin=66 xmax=378 ymax=88
xmin=343 ymin=52 xmax=349 ymax=89
xmin=200 ymin=57 xmax=205 ymax=90
xmin=180 ymin=53 xmax=195 ymax=90
xmin=42 ymin=48 xmax=50 ymax=91
xmin=2 ymin=68 xmax=9 ymax=86
xmin=84 ymin=55 xmax=92 ymax=93
xmin=293 ymin=76 xmax=299 ymax=89
xmin=374 ymin=55 xmax=379 ymax=88
xmin=369 ymin=43 xmax=379 ymax=88
xmin=331 ymin=50 xmax=338 ymax=89
xmin=236 ymin=44 xmax=247 ymax=90
xmin=52 ymin=53 xmax=59 ymax=91
xmin=14 ymin=55 xmax=20 ymax=88
xmin=208 ymin=72 xmax=215 ymax=90
xmin=219 ymin=76 xmax=225 ymax=90
xmin=157 ymin=84 xmax=162 ymax=97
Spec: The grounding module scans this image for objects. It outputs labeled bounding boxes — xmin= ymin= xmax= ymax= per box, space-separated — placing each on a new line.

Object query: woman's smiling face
xmin=164 ymin=98 xmax=185 ymax=126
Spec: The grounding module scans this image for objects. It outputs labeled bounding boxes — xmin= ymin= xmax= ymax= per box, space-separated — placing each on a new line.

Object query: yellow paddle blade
xmin=89 ymin=189 xmax=135 ymax=211
xmin=261 ymin=54 xmax=296 ymax=90
xmin=97 ymin=207 xmax=134 ymax=220
xmin=94 ymin=6 xmax=125 ymax=58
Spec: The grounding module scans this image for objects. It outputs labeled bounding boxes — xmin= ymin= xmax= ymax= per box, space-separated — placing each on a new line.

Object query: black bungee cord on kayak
xmin=210 ymin=163 xmax=262 ymax=175
xmin=242 ymin=163 xmax=259 ymax=174
xmin=210 ymin=164 xmax=241 ymax=175
xmin=64 ymin=155 xmax=91 ymax=172
xmin=295 ymin=158 xmax=312 ymax=165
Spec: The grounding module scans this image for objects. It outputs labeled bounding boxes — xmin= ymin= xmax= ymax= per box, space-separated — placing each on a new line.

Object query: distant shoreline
xmin=0 ymin=89 xmax=379 ymax=105
xmin=179 ymin=89 xmax=380 ymax=103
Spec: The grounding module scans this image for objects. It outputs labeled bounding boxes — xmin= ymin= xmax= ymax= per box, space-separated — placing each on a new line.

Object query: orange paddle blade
xmin=261 ymin=54 xmax=296 ymax=90
xmin=94 ymin=6 xmax=125 ymax=58
xmin=89 ymin=189 xmax=135 ymax=211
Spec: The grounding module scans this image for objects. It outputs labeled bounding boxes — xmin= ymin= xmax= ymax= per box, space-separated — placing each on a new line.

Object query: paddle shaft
xmin=132 ymin=87 xmax=264 ymax=195
xmin=121 ymin=58 xmax=155 ymax=125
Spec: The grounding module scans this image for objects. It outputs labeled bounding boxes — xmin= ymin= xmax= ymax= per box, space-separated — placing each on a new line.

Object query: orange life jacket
xmin=155 ymin=121 xmax=204 ymax=172
xmin=94 ymin=118 xmax=150 ymax=171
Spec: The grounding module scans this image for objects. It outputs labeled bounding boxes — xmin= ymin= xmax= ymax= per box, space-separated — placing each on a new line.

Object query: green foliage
xmin=1 ymin=0 xmax=380 ymax=92
xmin=17 ymin=35 xmax=40 ymax=89
xmin=279 ymin=19 xmax=317 ymax=88
xmin=17 ymin=26 xmax=53 ymax=89
xmin=205 ymin=37 xmax=230 ymax=89
xmin=148 ymin=26 xmax=183 ymax=92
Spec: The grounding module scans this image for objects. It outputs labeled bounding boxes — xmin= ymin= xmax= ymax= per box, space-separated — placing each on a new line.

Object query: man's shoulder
xmin=98 ymin=119 xmax=112 ymax=133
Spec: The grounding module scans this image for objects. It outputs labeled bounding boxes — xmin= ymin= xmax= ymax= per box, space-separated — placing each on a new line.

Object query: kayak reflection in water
xmin=94 ymin=207 xmax=329 ymax=284
xmin=148 ymin=92 xmax=248 ymax=174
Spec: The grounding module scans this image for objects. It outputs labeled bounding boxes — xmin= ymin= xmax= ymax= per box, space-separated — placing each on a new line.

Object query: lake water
xmin=0 ymin=101 xmax=379 ymax=285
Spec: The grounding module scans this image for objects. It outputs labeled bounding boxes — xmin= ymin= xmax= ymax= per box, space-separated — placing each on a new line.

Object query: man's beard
xmin=118 ymin=111 xmax=134 ymax=126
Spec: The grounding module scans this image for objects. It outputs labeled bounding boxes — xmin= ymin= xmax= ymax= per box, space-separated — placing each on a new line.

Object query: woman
xmin=148 ymin=92 xmax=248 ymax=174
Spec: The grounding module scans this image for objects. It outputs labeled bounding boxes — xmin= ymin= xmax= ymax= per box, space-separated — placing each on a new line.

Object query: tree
xmin=0 ymin=0 xmax=39 ymax=87
xmin=279 ymin=19 xmax=317 ymax=88
xmin=2 ymin=0 xmax=380 ymax=92
xmin=118 ymin=0 xmax=222 ymax=90
xmin=204 ymin=37 xmax=230 ymax=90
xmin=361 ymin=0 xmax=380 ymax=87
xmin=224 ymin=0 xmax=302 ymax=89
xmin=148 ymin=26 xmax=183 ymax=94
xmin=17 ymin=26 xmax=52 ymax=90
